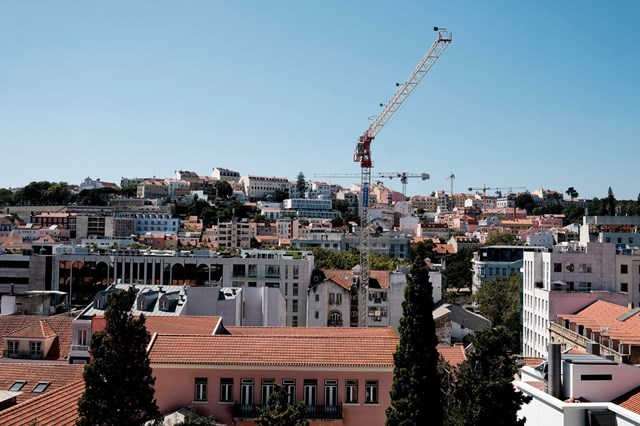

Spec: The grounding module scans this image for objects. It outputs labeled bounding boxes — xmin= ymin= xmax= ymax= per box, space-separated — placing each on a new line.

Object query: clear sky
xmin=1 ymin=1 xmax=639 ymax=200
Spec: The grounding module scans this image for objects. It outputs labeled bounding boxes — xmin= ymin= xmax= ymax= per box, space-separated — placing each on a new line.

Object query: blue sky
xmin=1 ymin=1 xmax=639 ymax=200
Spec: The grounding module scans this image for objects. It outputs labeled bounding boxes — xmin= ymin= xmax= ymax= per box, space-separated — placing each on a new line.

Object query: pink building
xmin=148 ymin=326 xmax=398 ymax=425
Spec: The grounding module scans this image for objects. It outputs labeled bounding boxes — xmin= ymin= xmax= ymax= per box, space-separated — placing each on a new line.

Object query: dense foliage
xmin=444 ymin=327 xmax=531 ymax=426
xmin=386 ymin=247 xmax=442 ymax=426
xmin=255 ymin=384 xmax=309 ymax=426
xmin=77 ymin=288 xmax=160 ymax=426
xmin=311 ymin=248 xmax=402 ymax=271
xmin=473 ymin=274 xmax=522 ymax=353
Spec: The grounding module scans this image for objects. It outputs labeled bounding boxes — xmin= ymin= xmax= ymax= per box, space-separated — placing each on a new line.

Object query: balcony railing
xmin=71 ymin=345 xmax=90 ymax=352
xmin=4 ymin=350 xmax=44 ymax=359
xmin=233 ymin=403 xmax=342 ymax=420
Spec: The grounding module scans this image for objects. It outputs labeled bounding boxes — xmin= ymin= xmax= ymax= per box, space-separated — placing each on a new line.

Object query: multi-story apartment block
xmin=311 ymin=181 xmax=341 ymax=199
xmin=207 ymin=218 xmax=251 ymax=249
xmin=282 ymin=198 xmax=340 ymax=221
xmin=30 ymin=213 xmax=77 ymax=238
xmin=341 ymin=232 xmax=410 ymax=259
xmin=211 ymin=167 xmax=241 ymax=182
xmin=53 ymin=248 xmax=313 ymax=327
xmin=410 ymin=195 xmax=438 ymax=213
xmin=240 ymin=175 xmax=290 ymax=201
xmin=137 ymin=179 xmax=169 ymax=199
xmin=522 ymin=242 xmax=627 ymax=358
xmin=114 ymin=209 xmax=179 ymax=236
xmin=472 ymin=245 xmax=547 ymax=293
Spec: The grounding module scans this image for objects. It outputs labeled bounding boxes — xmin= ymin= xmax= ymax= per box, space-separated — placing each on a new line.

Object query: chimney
xmin=547 ymin=343 xmax=562 ymax=398
xmin=586 ymin=341 xmax=600 ymax=356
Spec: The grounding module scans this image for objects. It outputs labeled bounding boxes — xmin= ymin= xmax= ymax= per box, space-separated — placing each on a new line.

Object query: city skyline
xmin=1 ymin=1 xmax=639 ymax=199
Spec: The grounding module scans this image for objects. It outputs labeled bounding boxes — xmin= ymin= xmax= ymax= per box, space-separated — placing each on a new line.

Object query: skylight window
xmin=9 ymin=381 xmax=25 ymax=392
xmin=32 ymin=382 xmax=49 ymax=393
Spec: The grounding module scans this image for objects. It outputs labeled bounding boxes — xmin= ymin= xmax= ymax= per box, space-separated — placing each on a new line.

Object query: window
xmin=262 ymin=379 xmax=275 ymax=405
xmin=325 ymin=380 xmax=338 ymax=407
xmin=138 ymin=300 xmax=145 ymax=310
xmin=304 ymin=379 xmax=317 ymax=406
xmin=283 ymin=379 xmax=296 ymax=404
xmin=293 ymin=265 xmax=299 ymax=279
xmin=285 ymin=283 xmax=288 ymax=296
xmin=240 ymin=379 xmax=254 ymax=406
xmin=232 ymin=264 xmax=245 ymax=277
xmin=365 ymin=380 xmax=378 ymax=404
xmin=315 ymin=294 xmax=320 ymax=302
xmin=315 ymin=311 xmax=319 ymax=319
xmin=9 ymin=381 xmax=25 ymax=392
xmin=553 ymin=263 xmax=562 ymax=272
xmin=328 ymin=310 xmax=343 ymax=326
xmin=329 ymin=293 xmax=335 ymax=305
xmin=345 ymin=380 xmax=358 ymax=403
xmin=292 ymin=316 xmax=298 ymax=327
xmin=78 ymin=329 xmax=89 ymax=347
xmin=220 ymin=378 xmax=233 ymax=402
xmin=622 ymin=283 xmax=629 ymax=292
xmin=32 ymin=382 xmax=49 ymax=393
xmin=292 ymin=300 xmax=298 ymax=313
xmin=7 ymin=340 xmax=18 ymax=357
xmin=194 ymin=378 xmax=207 ymax=401
xmin=336 ymin=293 xmax=342 ymax=305
xmin=30 ymin=341 xmax=42 ymax=359
xmin=621 ymin=264 xmax=629 ymax=274
xmin=293 ymin=283 xmax=299 ymax=296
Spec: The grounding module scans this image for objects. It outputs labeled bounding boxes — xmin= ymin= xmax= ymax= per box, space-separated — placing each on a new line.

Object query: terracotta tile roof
xmin=0 ymin=363 xmax=84 ymax=405
xmin=149 ymin=330 xmax=398 ymax=368
xmin=91 ymin=316 xmax=223 ymax=336
xmin=0 ymin=379 xmax=84 ymax=426
xmin=225 ymin=326 xmax=397 ymax=338
xmin=321 ymin=269 xmax=390 ymax=290
xmin=520 ymin=357 xmax=544 ymax=367
xmin=613 ymin=386 xmax=640 ymax=415
xmin=437 ymin=345 xmax=466 ymax=368
xmin=557 ymin=300 xmax=640 ymax=345
xmin=0 ymin=316 xmax=73 ymax=361
xmin=434 ymin=244 xmax=455 ymax=254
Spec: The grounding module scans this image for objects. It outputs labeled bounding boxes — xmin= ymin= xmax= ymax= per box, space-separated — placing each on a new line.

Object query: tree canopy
xmin=444 ymin=326 xmax=531 ymax=426
xmin=386 ymin=253 xmax=442 ymax=425
xmin=255 ymin=384 xmax=309 ymax=426
xmin=472 ymin=274 xmax=522 ymax=353
xmin=77 ymin=288 xmax=160 ymax=426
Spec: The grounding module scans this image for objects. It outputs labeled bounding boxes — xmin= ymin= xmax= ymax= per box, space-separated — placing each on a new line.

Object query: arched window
xmin=328 ymin=310 xmax=342 ymax=327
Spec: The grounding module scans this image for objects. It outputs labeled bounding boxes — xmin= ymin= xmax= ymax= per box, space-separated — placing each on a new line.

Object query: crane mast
xmin=353 ymin=27 xmax=452 ymax=326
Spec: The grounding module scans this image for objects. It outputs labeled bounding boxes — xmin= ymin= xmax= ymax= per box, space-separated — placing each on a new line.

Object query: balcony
xmin=233 ymin=403 xmax=342 ymax=420
xmin=4 ymin=350 xmax=44 ymax=360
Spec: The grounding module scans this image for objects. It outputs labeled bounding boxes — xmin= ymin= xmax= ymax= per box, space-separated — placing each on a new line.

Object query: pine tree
xmin=444 ymin=326 xmax=531 ymax=426
xmin=296 ymin=172 xmax=307 ymax=198
xmin=77 ymin=288 xmax=160 ymax=426
xmin=386 ymin=248 xmax=442 ymax=426
xmin=255 ymin=384 xmax=309 ymax=426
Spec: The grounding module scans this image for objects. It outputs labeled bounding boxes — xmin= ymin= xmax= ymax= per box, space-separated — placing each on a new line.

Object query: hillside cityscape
xmin=1 ymin=169 xmax=640 ymax=425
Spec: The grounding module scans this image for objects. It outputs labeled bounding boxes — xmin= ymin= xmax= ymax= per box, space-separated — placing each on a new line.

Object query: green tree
xmin=443 ymin=248 xmax=474 ymax=291
xmin=296 ymin=172 xmax=307 ymax=198
xmin=472 ymin=274 xmax=521 ymax=353
xmin=444 ymin=327 xmax=531 ymax=426
xmin=0 ymin=188 xmax=14 ymax=205
xmin=565 ymin=186 xmax=578 ymax=203
xmin=175 ymin=405 xmax=221 ymax=426
xmin=273 ymin=189 xmax=289 ymax=203
xmin=255 ymin=384 xmax=309 ymax=426
xmin=484 ymin=232 xmax=518 ymax=246
xmin=120 ymin=184 xmax=138 ymax=198
xmin=77 ymin=288 xmax=160 ymax=426
xmin=214 ymin=180 xmax=233 ymax=199
xmin=386 ymin=253 xmax=443 ymax=426
xmin=514 ymin=192 xmax=535 ymax=214
xmin=606 ymin=187 xmax=617 ymax=216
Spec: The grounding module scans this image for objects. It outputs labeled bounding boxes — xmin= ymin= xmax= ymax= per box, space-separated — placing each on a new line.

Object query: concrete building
xmin=283 ymin=198 xmax=340 ymax=221
xmin=137 ymin=179 xmax=169 ymax=199
xmin=240 ymin=175 xmax=290 ymax=201
xmin=471 ymin=245 xmax=547 ymax=293
xmin=211 ymin=167 xmax=241 ymax=182
xmin=522 ymin=242 xmax=627 ymax=358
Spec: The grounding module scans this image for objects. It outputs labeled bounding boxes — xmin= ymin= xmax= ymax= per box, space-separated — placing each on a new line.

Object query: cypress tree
xmin=386 ymin=249 xmax=443 ymax=426
xmin=77 ymin=288 xmax=160 ymax=426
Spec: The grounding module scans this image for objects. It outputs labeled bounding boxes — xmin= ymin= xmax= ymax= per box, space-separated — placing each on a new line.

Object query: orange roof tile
xmin=0 ymin=379 xmax=84 ymax=426
xmin=613 ymin=386 xmax=640 ymax=415
xmin=556 ymin=300 xmax=640 ymax=346
xmin=225 ymin=326 xmax=397 ymax=338
xmin=91 ymin=316 xmax=222 ymax=337
xmin=321 ymin=269 xmax=390 ymax=290
xmin=0 ymin=363 xmax=84 ymax=405
xmin=149 ymin=332 xmax=398 ymax=368
xmin=0 ymin=316 xmax=72 ymax=361
xmin=437 ymin=345 xmax=466 ymax=368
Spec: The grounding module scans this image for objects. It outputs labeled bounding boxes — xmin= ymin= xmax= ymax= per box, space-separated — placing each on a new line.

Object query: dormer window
xmin=32 ymin=382 xmax=49 ymax=393
xmin=160 ymin=300 xmax=167 ymax=311
xmin=138 ymin=300 xmax=145 ymax=310
xmin=9 ymin=381 xmax=25 ymax=392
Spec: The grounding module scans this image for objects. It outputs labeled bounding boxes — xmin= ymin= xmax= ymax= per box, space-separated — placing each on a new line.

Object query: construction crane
xmin=314 ymin=172 xmax=429 ymax=197
xmin=352 ymin=27 xmax=452 ymax=326
xmin=445 ymin=172 xmax=455 ymax=211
